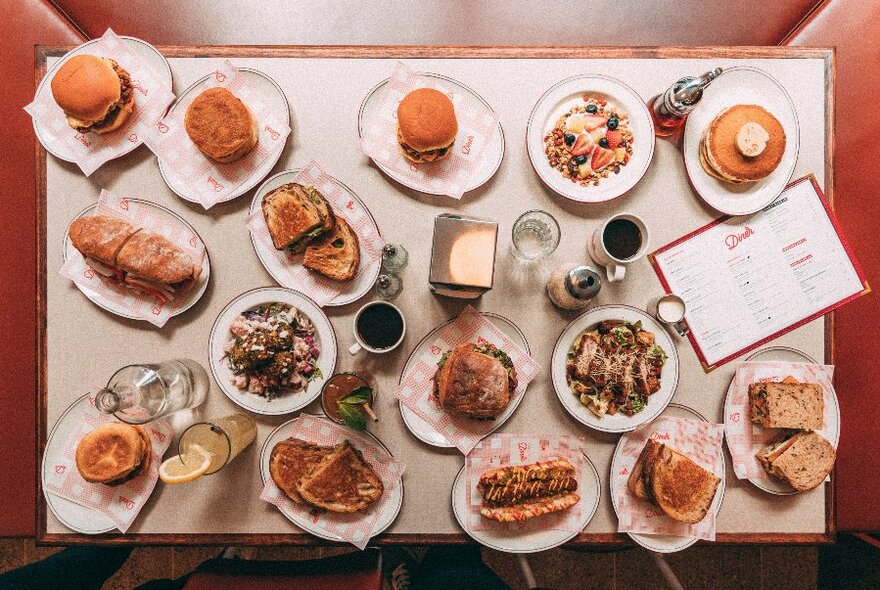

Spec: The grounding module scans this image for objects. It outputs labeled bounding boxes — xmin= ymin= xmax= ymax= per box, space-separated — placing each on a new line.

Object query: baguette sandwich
xmin=627 ymin=439 xmax=720 ymax=524
xmin=478 ymin=459 xmax=580 ymax=522
xmin=749 ymin=381 xmax=824 ymax=430
xmin=755 ymin=431 xmax=835 ymax=492
xmin=68 ymin=215 xmax=201 ymax=303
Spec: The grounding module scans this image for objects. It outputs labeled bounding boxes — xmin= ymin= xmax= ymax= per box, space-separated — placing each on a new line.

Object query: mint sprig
xmin=337 ymin=386 xmax=373 ymax=431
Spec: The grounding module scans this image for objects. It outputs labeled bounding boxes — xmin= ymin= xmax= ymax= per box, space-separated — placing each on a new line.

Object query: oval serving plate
xmin=208 ymin=287 xmax=337 ymax=416
xmin=551 ymin=305 xmax=679 ymax=434
xmin=722 ymin=346 xmax=840 ymax=495
xmin=33 ymin=36 xmax=172 ymax=164
xmin=42 ymin=392 xmax=118 ymax=535
xmin=158 ymin=67 xmax=290 ymax=205
xmin=682 ymin=66 xmax=800 ymax=216
xmin=259 ymin=415 xmax=404 ymax=541
xmin=526 ymin=74 xmax=655 ymax=203
xmin=62 ymin=199 xmax=211 ymax=322
xmin=451 ymin=452 xmax=600 ymax=554
xmin=610 ymin=403 xmax=726 ymax=554
xmin=398 ymin=312 xmax=531 ymax=448
xmin=249 ymin=170 xmax=382 ymax=308
xmin=357 ymin=72 xmax=505 ymax=195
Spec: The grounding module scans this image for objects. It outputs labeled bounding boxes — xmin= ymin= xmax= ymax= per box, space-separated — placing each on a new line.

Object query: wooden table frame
xmin=35 ymin=45 xmax=835 ymax=546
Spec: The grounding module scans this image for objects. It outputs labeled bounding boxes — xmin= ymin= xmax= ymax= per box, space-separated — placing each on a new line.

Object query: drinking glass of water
xmin=511 ymin=210 xmax=561 ymax=261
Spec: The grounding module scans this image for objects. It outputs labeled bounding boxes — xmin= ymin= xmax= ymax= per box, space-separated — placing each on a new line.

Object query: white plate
xmin=42 ymin=393 xmax=117 ymax=535
xmin=526 ymin=74 xmax=655 ymax=203
xmin=158 ymin=68 xmax=290 ymax=205
xmin=33 ymin=36 xmax=172 ymax=164
xmin=682 ymin=66 xmax=800 ymax=215
xmin=610 ymin=403 xmax=726 ymax=554
xmin=722 ymin=346 xmax=840 ymax=495
xmin=451 ymin=453 xmax=601 ymax=553
xmin=398 ymin=312 xmax=531 ymax=448
xmin=357 ymin=72 xmax=505 ymax=195
xmin=208 ymin=287 xmax=337 ymax=416
xmin=62 ymin=199 xmax=211 ymax=322
xmin=551 ymin=305 xmax=679 ymax=433
xmin=259 ymin=415 xmax=404 ymax=541
xmin=248 ymin=170 xmax=382 ymax=307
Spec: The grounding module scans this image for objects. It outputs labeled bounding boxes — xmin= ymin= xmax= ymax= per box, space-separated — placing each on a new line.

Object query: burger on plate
xmin=75 ymin=422 xmax=152 ymax=486
xmin=396 ymin=88 xmax=458 ymax=164
xmin=432 ymin=341 xmax=517 ymax=420
xmin=50 ymin=54 xmax=136 ymax=134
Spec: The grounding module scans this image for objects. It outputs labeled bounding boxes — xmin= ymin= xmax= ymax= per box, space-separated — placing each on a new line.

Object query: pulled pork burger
xmin=50 ymin=54 xmax=135 ymax=134
xmin=396 ymin=88 xmax=457 ymax=163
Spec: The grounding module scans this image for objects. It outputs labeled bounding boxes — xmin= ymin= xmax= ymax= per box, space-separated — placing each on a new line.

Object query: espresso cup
xmin=348 ymin=301 xmax=406 ymax=355
xmin=588 ymin=212 xmax=650 ymax=282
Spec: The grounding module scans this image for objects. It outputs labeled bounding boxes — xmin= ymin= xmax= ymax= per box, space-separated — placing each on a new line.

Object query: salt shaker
xmin=547 ymin=264 xmax=602 ymax=310
xmin=382 ymin=244 xmax=409 ymax=274
xmin=376 ymin=273 xmax=403 ymax=300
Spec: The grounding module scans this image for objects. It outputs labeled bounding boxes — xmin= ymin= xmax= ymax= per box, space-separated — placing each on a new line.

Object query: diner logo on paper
xmin=725 ymin=226 xmax=755 ymax=250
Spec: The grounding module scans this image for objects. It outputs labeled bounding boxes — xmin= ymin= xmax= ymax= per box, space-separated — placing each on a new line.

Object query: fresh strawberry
xmin=569 ymin=133 xmax=594 ymax=156
xmin=623 ymin=152 xmax=631 ymax=164
xmin=605 ymin=129 xmax=623 ymax=149
xmin=582 ymin=114 xmax=608 ymax=131
xmin=591 ymin=146 xmax=615 ymax=171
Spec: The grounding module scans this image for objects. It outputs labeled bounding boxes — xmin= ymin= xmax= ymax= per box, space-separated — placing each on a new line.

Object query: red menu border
xmin=648 ymin=174 xmax=870 ymax=371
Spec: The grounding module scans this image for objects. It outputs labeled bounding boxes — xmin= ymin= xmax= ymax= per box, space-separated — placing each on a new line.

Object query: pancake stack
xmin=75 ymin=423 xmax=152 ymax=486
xmin=699 ymin=104 xmax=786 ymax=183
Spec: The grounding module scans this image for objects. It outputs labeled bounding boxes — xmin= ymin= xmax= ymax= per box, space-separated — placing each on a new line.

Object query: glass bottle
xmin=649 ymin=68 xmax=723 ymax=137
xmin=94 ymin=359 xmax=209 ymax=424
xmin=376 ymin=273 xmax=403 ymax=300
xmin=382 ymin=244 xmax=409 ymax=274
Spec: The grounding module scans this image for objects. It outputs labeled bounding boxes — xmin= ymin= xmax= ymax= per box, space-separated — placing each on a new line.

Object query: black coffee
xmin=357 ymin=303 xmax=404 ymax=349
xmin=603 ymin=219 xmax=642 ymax=260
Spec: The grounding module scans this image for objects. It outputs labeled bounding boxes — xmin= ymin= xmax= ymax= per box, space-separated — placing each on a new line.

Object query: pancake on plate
xmin=699 ymin=104 xmax=786 ymax=183
xmin=185 ymin=87 xmax=258 ymax=163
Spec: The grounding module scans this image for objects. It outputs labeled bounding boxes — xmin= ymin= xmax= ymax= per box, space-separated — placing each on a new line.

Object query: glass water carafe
xmin=94 ymin=359 xmax=209 ymax=424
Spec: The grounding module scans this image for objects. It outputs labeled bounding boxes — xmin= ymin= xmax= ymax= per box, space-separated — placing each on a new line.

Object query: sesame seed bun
xmin=50 ymin=55 xmax=135 ymax=134
xmin=185 ymin=88 xmax=258 ymax=163
xmin=396 ymin=88 xmax=457 ymax=161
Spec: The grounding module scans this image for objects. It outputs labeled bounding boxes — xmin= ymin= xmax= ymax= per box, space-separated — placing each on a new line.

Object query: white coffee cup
xmin=587 ymin=212 xmax=650 ymax=282
xmin=348 ymin=301 xmax=406 ymax=355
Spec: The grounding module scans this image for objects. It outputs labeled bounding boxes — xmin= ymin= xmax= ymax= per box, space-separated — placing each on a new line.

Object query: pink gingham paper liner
xmin=246 ymin=161 xmax=384 ymax=307
xmin=59 ymin=189 xmax=207 ymax=328
xmin=465 ymin=433 xmax=587 ymax=532
xmin=260 ymin=415 xmax=405 ymax=550
xmin=24 ymin=29 xmax=175 ymax=176
xmin=360 ymin=62 xmax=500 ymax=199
xmin=614 ymin=417 xmax=724 ymax=541
xmin=43 ymin=398 xmax=172 ymax=533
xmin=395 ymin=306 xmax=541 ymax=455
xmin=725 ymin=361 xmax=837 ymax=481
xmin=144 ymin=60 xmax=290 ymax=209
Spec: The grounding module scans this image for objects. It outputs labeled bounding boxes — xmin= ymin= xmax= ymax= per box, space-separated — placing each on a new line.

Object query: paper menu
xmin=651 ymin=175 xmax=869 ymax=369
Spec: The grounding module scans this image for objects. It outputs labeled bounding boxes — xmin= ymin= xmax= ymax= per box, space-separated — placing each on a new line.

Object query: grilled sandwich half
xmin=303 ymin=217 xmax=361 ymax=282
xmin=295 ymin=440 xmax=384 ymax=513
xmin=261 ymin=183 xmax=333 ymax=252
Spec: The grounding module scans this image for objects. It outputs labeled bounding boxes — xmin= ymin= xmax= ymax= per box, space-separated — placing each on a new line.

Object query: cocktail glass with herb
xmin=321 ymin=372 xmax=378 ymax=431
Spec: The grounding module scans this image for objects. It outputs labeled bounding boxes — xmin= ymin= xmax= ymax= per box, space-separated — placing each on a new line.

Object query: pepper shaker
xmin=547 ymin=264 xmax=602 ymax=310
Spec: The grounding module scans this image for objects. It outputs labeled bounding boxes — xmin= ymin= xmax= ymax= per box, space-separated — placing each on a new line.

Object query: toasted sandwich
xmin=756 ymin=431 xmax=835 ymax=492
xmin=68 ymin=215 xmax=201 ymax=303
xmin=433 ymin=341 xmax=518 ymax=420
xmin=261 ymin=183 xmax=331 ymax=252
xmin=295 ymin=440 xmax=384 ymax=513
xmin=627 ymin=440 xmax=720 ymax=524
xmin=269 ymin=438 xmax=334 ymax=504
xmin=478 ymin=459 xmax=580 ymax=522
xmin=749 ymin=382 xmax=824 ymax=430
xmin=303 ymin=217 xmax=361 ymax=281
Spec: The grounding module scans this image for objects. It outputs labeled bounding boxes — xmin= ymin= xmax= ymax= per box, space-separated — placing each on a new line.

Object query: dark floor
xmin=0 ymin=539 xmax=830 ymax=589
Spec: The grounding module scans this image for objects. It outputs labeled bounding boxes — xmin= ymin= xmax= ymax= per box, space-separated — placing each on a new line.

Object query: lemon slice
xmin=159 ymin=445 xmax=211 ymax=484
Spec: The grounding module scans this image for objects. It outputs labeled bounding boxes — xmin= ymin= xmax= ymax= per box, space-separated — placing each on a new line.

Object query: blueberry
xmin=599 ymin=138 xmax=609 ymax=148
xmin=575 ymin=155 xmax=587 ymax=165
xmin=586 ymin=104 xmax=598 ymax=114
xmin=607 ymin=117 xmax=619 ymax=130
xmin=614 ymin=166 xmax=621 ymax=174
xmin=564 ymin=133 xmax=576 ymax=146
